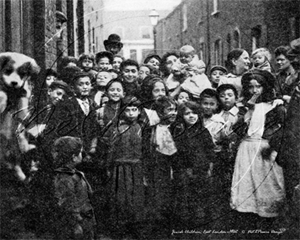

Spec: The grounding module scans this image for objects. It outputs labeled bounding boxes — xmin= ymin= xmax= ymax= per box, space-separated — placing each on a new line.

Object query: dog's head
xmin=0 ymin=52 xmax=40 ymax=89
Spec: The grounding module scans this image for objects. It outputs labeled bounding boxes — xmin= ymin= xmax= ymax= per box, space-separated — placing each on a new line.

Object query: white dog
xmin=0 ymin=52 xmax=40 ymax=181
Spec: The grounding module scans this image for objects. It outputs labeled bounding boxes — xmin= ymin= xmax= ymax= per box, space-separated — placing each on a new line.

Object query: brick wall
xmin=155 ymin=0 xmax=300 ymax=71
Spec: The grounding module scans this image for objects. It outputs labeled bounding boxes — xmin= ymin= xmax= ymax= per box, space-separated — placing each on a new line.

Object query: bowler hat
xmin=104 ymin=34 xmax=123 ymax=48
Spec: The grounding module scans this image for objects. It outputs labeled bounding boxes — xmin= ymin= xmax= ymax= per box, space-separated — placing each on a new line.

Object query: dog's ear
xmin=17 ymin=61 xmax=40 ymax=79
xmin=0 ymin=55 xmax=12 ymax=71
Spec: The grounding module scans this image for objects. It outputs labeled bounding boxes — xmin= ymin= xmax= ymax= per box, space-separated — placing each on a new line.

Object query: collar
xmin=220 ymin=106 xmax=239 ymax=117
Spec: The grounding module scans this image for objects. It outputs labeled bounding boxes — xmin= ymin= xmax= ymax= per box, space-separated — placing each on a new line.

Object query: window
xmin=233 ymin=29 xmax=240 ymax=48
xmin=140 ymin=26 xmax=151 ymax=39
xmin=182 ymin=4 xmax=187 ymax=32
xmin=92 ymin=27 xmax=95 ymax=53
xmin=226 ymin=33 xmax=231 ymax=52
xmin=251 ymin=25 xmax=261 ymax=51
xmin=88 ymin=20 xmax=91 ymax=52
xmin=130 ymin=49 xmax=137 ymax=61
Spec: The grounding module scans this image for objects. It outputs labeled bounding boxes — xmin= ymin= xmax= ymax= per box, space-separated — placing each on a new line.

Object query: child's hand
xmin=247 ymin=93 xmax=261 ymax=105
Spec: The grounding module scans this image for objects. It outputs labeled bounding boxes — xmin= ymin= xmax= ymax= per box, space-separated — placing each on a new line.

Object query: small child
xmin=97 ymin=79 xmax=125 ymax=129
xmin=92 ymin=69 xmax=112 ymax=107
xmin=178 ymin=59 xmax=212 ymax=98
xmin=78 ymin=53 xmax=98 ymax=80
xmin=51 ymin=136 xmax=96 ymax=239
xmin=138 ymin=64 xmax=151 ymax=83
xmin=112 ymin=54 xmax=124 ymax=71
xmin=142 ymin=96 xmax=177 ymax=236
xmin=199 ymin=88 xmax=224 ymax=148
xmin=178 ymin=45 xmax=205 ymax=72
xmin=210 ymin=65 xmax=228 ymax=89
xmin=215 ymin=84 xmax=245 ymax=205
xmin=95 ymin=51 xmax=113 ymax=71
xmin=175 ymin=89 xmax=192 ymax=105
xmin=120 ymin=59 xmax=140 ymax=97
xmin=251 ymin=47 xmax=272 ymax=72
xmin=45 ymin=68 xmax=58 ymax=88
xmin=106 ymin=96 xmax=145 ymax=238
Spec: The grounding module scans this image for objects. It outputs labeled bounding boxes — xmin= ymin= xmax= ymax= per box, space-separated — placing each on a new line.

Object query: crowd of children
xmin=5 ymin=40 xmax=300 ymax=240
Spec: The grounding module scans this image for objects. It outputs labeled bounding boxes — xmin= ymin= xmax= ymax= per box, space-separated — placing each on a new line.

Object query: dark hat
xmin=104 ymin=34 xmax=123 ymax=48
xmin=49 ymin=80 xmax=71 ymax=94
xmin=72 ymin=72 xmax=92 ymax=85
xmin=210 ymin=65 xmax=228 ymax=74
xmin=56 ymin=11 xmax=67 ymax=22
xmin=241 ymin=69 xmax=275 ymax=89
xmin=95 ymin=51 xmax=114 ymax=64
xmin=143 ymin=54 xmax=161 ymax=64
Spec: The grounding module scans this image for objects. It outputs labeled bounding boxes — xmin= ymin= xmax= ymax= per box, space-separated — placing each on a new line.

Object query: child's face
xmin=139 ymin=66 xmax=150 ymax=80
xmin=180 ymin=52 xmax=193 ymax=64
xmin=46 ymin=75 xmax=56 ymax=87
xmin=48 ymin=88 xmax=66 ymax=105
xmin=162 ymin=103 xmax=177 ymax=124
xmin=183 ymin=107 xmax=198 ymax=126
xmin=177 ymin=91 xmax=190 ymax=105
xmin=152 ymin=82 xmax=166 ymax=100
xmin=249 ymin=79 xmax=263 ymax=96
xmin=74 ymin=76 xmax=92 ymax=97
xmin=219 ymin=89 xmax=237 ymax=110
xmin=122 ymin=65 xmax=138 ymax=83
xmin=211 ymin=70 xmax=225 ymax=85
xmin=147 ymin=58 xmax=160 ymax=69
xmin=124 ymin=106 xmax=140 ymax=122
xmin=96 ymin=71 xmax=112 ymax=87
xmin=112 ymin=57 xmax=123 ymax=70
xmin=107 ymin=82 xmax=124 ymax=102
xmin=97 ymin=57 xmax=112 ymax=70
xmin=252 ymin=52 xmax=265 ymax=67
xmin=82 ymin=58 xmax=93 ymax=70
xmin=200 ymin=96 xmax=219 ymax=117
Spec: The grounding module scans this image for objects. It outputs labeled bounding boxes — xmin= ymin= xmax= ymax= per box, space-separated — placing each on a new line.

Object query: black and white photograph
xmin=0 ymin=0 xmax=299 ymax=239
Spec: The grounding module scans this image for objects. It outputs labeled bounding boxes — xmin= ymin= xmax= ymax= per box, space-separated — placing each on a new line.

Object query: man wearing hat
xmin=104 ymin=34 xmax=123 ymax=55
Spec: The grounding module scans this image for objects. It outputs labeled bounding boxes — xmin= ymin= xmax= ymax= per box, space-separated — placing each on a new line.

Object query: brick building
xmin=0 ymin=0 xmax=85 ymax=73
xmin=155 ymin=0 xmax=300 ymax=70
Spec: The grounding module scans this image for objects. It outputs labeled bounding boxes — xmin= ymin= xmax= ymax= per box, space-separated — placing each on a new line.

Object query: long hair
xmin=241 ymin=69 xmax=276 ymax=103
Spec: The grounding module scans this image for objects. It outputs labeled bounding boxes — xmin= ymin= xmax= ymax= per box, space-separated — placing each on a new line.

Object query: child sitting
xmin=166 ymin=45 xmax=207 ymax=94
xmin=92 ymin=69 xmax=112 ymax=107
xmin=178 ymin=59 xmax=212 ymax=98
xmin=210 ymin=65 xmax=228 ymax=89
xmin=251 ymin=47 xmax=272 ymax=72
xmin=51 ymin=136 xmax=95 ymax=239
xmin=78 ymin=53 xmax=98 ymax=80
